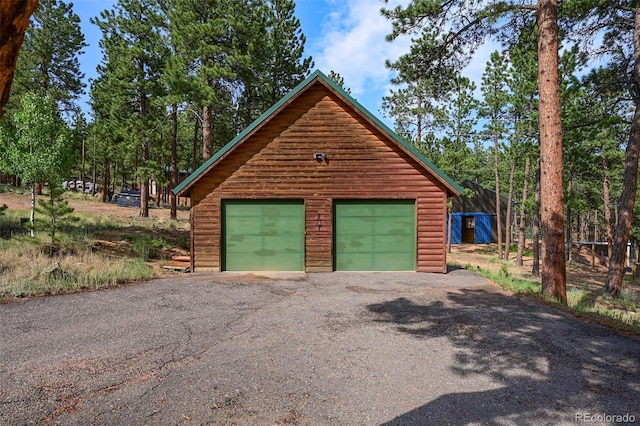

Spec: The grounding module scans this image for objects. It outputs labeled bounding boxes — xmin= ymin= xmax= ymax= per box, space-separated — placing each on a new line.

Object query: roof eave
xmin=315 ymin=76 xmax=463 ymax=196
xmin=173 ymin=71 xmax=325 ymax=197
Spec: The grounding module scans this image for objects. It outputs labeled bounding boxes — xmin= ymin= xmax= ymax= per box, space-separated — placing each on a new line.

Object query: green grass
xmin=0 ymin=237 xmax=157 ymax=299
xmin=567 ymin=286 xmax=640 ymax=330
xmin=0 ymin=183 xmax=31 ymax=195
xmin=0 ymin=199 xmax=173 ymax=300
xmin=124 ymin=234 xmax=172 ymax=261
xmin=474 ymin=263 xmax=540 ymax=295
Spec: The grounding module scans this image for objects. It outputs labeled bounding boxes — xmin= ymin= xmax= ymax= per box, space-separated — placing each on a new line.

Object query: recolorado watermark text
xmin=575 ymin=413 xmax=636 ymax=423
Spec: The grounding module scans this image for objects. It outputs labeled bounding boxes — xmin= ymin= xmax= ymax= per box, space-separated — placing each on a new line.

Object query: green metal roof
xmin=173 ymin=69 xmax=463 ymax=197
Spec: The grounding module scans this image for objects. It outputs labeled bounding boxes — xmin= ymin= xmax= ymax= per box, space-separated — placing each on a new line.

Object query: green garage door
xmin=223 ymin=200 xmax=304 ymax=271
xmin=335 ymin=200 xmax=416 ymax=271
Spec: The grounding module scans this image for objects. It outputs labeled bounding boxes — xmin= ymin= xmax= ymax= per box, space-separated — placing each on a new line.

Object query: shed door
xmin=462 ymin=215 xmax=475 ymax=243
xmin=334 ymin=200 xmax=416 ymax=271
xmin=223 ymin=200 xmax=304 ymax=271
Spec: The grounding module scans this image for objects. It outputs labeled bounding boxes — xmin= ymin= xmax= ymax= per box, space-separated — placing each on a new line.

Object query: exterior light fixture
xmin=313 ymin=152 xmax=327 ymax=161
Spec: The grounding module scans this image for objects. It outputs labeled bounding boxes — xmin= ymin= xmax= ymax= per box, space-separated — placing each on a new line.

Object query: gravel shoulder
xmin=1 ymin=270 xmax=639 ymax=425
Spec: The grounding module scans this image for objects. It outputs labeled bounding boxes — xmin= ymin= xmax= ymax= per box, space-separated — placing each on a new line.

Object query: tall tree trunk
xmin=81 ymin=138 xmax=86 ymax=196
xmin=112 ymin=160 xmax=117 ymax=200
xmin=504 ymin=157 xmax=516 ymax=260
xmin=566 ymin=178 xmax=573 ymax=263
xmin=532 ymin=162 xmax=541 ymax=276
xmin=139 ymin=67 xmax=149 ymax=218
xmin=101 ymin=158 xmax=109 ymax=203
xmin=170 ymin=104 xmax=178 ymax=221
xmin=202 ymin=104 xmax=212 ymax=161
xmin=0 ymin=0 xmax=38 ymax=116
xmin=92 ymin=135 xmax=97 ymax=196
xmin=602 ymin=157 xmax=613 ymax=259
xmin=493 ymin=132 xmax=503 ymax=259
xmin=29 ymin=184 xmax=35 ymax=237
xmin=447 ymin=208 xmax=452 ymax=254
xmin=605 ymin=8 xmax=640 ymax=298
xmin=192 ymin=114 xmax=199 ymax=171
xmin=516 ymin=155 xmax=531 ymax=267
xmin=538 ymin=0 xmax=566 ymax=303
xmin=140 ymin=140 xmax=149 ymax=218
xmin=417 ymin=94 xmax=423 ymax=145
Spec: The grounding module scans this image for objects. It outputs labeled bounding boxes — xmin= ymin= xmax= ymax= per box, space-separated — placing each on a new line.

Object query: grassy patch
xmin=0 ymin=237 xmax=156 ymax=299
xmin=0 ymin=194 xmax=191 ymax=301
xmin=123 ymin=234 xmax=172 ymax=261
xmin=0 ymin=183 xmax=31 ymax=195
xmin=475 ymin=263 xmax=540 ymax=295
xmin=0 ymin=209 xmax=30 ymax=238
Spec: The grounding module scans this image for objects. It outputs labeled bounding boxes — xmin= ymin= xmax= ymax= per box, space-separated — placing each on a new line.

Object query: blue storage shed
xmin=450 ymin=180 xmax=515 ymax=244
xmin=449 ymin=212 xmax=492 ymax=244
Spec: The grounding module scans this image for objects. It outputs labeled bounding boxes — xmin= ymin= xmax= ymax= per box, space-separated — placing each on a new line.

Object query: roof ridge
xmin=174 ymin=70 xmax=463 ymax=197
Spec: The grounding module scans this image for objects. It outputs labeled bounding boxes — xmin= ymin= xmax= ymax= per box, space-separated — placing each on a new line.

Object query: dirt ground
xmin=0 ymin=190 xmax=190 ymax=273
xmin=0 ymin=191 xmax=190 ymax=223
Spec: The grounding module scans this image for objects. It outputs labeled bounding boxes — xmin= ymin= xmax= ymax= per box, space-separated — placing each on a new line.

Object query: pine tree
xmin=437 ymin=76 xmax=480 ymax=182
xmin=327 ymin=71 xmax=351 ymax=94
xmin=92 ymin=0 xmax=167 ymax=218
xmin=12 ymin=0 xmax=87 ymax=114
xmin=164 ymin=0 xmax=239 ymax=161
xmin=507 ymin=32 xmax=539 ymax=267
xmin=480 ymin=51 xmax=511 ymax=260
xmin=34 ymin=185 xmax=78 ymax=242
xmin=382 ymin=78 xmax=442 ymax=161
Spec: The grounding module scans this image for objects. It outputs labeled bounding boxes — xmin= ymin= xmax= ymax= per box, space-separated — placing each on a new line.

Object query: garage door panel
xmin=226 ymin=219 xmax=262 ymax=235
xmin=335 ymin=200 xmax=415 ymax=271
xmin=376 ymin=234 xmax=415 ymax=251
xmin=225 ymin=254 xmax=257 ymax=271
xmin=372 ymin=204 xmax=410 ymax=216
xmin=223 ymin=200 xmax=304 ymax=271
xmin=375 ymin=221 xmax=412 ymax=235
xmin=337 ymin=204 xmax=373 ymax=216
xmin=380 ymin=253 xmax=414 ymax=270
xmin=338 ymin=235 xmax=374 ymax=252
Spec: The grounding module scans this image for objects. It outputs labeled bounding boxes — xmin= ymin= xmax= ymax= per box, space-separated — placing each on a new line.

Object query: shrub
xmin=124 ymin=235 xmax=171 ymax=261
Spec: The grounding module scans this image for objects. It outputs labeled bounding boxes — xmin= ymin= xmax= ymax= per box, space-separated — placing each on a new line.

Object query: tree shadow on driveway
xmin=366 ymin=289 xmax=640 ymax=425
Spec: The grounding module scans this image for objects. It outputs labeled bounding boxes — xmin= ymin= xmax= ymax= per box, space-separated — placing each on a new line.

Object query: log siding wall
xmin=190 ymin=83 xmax=449 ymax=273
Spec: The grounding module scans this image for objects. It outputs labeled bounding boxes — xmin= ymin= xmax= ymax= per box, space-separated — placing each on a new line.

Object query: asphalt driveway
xmin=1 ymin=270 xmax=639 ymax=425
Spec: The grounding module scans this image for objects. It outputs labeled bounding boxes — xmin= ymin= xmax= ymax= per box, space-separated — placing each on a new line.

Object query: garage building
xmin=174 ymin=70 xmax=462 ymax=273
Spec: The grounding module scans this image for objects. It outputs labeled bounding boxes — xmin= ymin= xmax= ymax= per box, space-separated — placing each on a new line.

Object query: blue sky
xmin=71 ymin=0 xmax=493 ymax=122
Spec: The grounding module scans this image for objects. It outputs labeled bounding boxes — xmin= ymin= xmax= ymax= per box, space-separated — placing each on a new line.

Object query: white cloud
xmin=310 ymin=0 xmax=411 ymax=109
xmin=308 ymin=0 xmax=503 ymax=118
